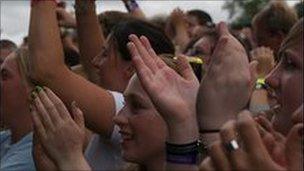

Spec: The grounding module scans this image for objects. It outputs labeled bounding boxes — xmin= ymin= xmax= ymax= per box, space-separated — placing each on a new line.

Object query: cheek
xmin=129 ymin=113 xmax=166 ymax=157
xmin=281 ymin=71 xmax=303 ymax=113
xmin=273 ymin=71 xmax=303 ymax=134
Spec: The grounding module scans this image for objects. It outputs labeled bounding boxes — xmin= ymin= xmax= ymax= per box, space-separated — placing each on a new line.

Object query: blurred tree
xmin=294 ymin=0 xmax=304 ymax=18
xmin=223 ymin=0 xmax=270 ymax=28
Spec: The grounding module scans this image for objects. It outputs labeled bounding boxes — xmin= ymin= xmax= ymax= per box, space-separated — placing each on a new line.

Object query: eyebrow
xmin=124 ymin=93 xmax=146 ymax=104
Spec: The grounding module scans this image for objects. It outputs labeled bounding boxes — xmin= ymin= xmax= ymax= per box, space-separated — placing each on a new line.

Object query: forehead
xmin=1 ymin=53 xmax=18 ymax=70
xmin=124 ymin=75 xmax=149 ymax=102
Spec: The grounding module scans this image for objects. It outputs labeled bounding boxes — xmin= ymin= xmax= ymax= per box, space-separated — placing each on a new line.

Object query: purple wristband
xmin=166 ymin=151 xmax=198 ymax=164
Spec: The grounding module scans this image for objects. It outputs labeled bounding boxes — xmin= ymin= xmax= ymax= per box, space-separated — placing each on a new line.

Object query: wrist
xmin=58 ymin=154 xmax=89 ymax=170
xmin=167 ymin=118 xmax=199 ymax=144
xmin=198 ymin=109 xmax=236 ymax=131
xmin=31 ymin=0 xmax=57 ymax=7
xmin=74 ymin=0 xmax=96 ymax=14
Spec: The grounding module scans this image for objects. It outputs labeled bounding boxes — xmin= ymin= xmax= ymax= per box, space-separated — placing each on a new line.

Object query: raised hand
xmin=127 ymin=34 xmax=200 ymax=143
xmin=197 ymin=22 xmax=258 ymax=132
xmin=32 ymin=130 xmax=57 ymax=171
xmin=30 ymin=87 xmax=90 ymax=170
xmin=56 ymin=8 xmax=76 ymax=28
xmin=206 ymin=110 xmax=303 ymax=171
xmin=250 ymin=47 xmax=275 ymax=78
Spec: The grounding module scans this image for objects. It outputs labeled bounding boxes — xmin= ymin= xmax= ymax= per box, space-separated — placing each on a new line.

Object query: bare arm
xmin=75 ymin=0 xmax=104 ymax=83
xmin=28 ymin=1 xmax=115 ymax=136
xmin=168 ymin=8 xmax=190 ymax=53
xmin=122 ymin=0 xmax=146 ymax=19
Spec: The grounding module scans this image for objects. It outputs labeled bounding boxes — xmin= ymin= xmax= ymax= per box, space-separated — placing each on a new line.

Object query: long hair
xmin=278 ymin=18 xmax=303 ymax=59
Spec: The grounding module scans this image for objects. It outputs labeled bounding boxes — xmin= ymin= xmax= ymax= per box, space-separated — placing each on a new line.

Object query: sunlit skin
xmin=113 ymin=75 xmax=167 ymax=169
xmin=266 ymin=36 xmax=303 ymax=135
xmin=92 ymin=35 xmax=132 ymax=93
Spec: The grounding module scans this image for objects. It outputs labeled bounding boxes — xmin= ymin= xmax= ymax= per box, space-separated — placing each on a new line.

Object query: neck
xmin=143 ymin=152 xmax=165 ymax=171
xmin=9 ymin=109 xmax=32 ymax=144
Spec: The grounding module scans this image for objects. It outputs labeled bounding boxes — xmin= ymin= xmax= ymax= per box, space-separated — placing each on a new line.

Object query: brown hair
xmin=253 ymin=0 xmax=298 ymax=34
xmin=278 ymin=18 xmax=303 ymax=59
xmin=98 ymin=11 xmax=134 ymax=37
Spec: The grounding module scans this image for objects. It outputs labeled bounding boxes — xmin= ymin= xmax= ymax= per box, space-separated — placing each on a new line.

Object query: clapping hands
xmin=127 ymin=34 xmax=200 ymax=143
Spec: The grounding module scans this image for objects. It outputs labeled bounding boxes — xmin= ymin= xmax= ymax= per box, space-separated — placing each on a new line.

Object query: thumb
xmin=285 ymin=123 xmax=303 ymax=171
xmin=176 ymin=55 xmax=198 ymax=81
xmin=71 ymin=101 xmax=85 ymax=129
xmin=216 ymin=22 xmax=229 ymax=37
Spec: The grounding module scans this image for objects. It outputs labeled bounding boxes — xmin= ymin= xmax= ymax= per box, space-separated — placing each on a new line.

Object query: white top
xmin=84 ymin=91 xmax=125 ymax=170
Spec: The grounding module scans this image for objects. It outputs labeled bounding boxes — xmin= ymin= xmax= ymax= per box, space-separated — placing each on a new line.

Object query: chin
xmin=122 ymin=150 xmax=141 ymax=164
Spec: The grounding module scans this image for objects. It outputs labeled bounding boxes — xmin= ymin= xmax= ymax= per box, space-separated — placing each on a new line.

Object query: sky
xmin=0 ymin=0 xmax=300 ymax=45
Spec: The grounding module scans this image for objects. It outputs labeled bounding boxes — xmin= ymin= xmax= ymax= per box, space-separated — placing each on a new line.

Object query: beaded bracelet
xmin=166 ymin=140 xmax=202 ymax=165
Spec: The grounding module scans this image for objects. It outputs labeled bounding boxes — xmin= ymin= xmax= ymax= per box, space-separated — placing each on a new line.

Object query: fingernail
xmin=71 ymin=101 xmax=78 ymax=109
xmin=31 ymin=92 xmax=37 ymax=100
xmin=35 ymin=86 xmax=43 ymax=93
xmin=298 ymin=126 xmax=303 ymax=137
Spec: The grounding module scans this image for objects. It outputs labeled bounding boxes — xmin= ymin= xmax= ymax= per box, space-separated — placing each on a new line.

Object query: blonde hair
xmin=13 ymin=48 xmax=34 ymax=87
xmin=253 ymin=0 xmax=298 ymax=34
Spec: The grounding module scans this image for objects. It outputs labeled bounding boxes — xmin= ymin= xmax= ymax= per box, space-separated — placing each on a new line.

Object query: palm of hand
xmin=43 ymin=119 xmax=86 ymax=163
xmin=149 ymin=66 xmax=199 ymax=123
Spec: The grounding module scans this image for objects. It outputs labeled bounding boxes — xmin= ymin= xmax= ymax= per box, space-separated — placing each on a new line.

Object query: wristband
xmin=255 ymin=78 xmax=266 ymax=89
xmin=124 ymin=0 xmax=139 ymax=12
xmin=166 ymin=140 xmax=202 ymax=165
xmin=31 ymin=0 xmax=58 ymax=7
xmin=250 ymin=104 xmax=270 ymax=114
xmin=199 ymin=129 xmax=220 ymax=134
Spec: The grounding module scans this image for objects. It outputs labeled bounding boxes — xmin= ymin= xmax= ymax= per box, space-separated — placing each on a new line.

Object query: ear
xmin=123 ymin=62 xmax=135 ymax=80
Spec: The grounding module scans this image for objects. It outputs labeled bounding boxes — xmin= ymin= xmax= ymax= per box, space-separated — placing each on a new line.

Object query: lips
xmin=119 ymin=130 xmax=134 ymax=141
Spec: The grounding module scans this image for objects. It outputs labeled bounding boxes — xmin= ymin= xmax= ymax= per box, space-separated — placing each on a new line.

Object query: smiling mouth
xmin=119 ymin=131 xmax=134 ymax=142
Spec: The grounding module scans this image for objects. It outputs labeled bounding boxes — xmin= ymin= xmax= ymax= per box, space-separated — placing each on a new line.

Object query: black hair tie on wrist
xmin=166 ymin=140 xmax=202 ymax=165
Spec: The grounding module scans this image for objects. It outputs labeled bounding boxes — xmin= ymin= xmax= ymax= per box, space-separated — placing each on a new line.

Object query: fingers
xmin=176 ymin=55 xmax=198 ymax=81
xmin=32 ymin=92 xmax=55 ymax=131
xmin=71 ymin=101 xmax=85 ymax=129
xmin=43 ymin=87 xmax=71 ymax=120
xmin=36 ymin=87 xmax=62 ymax=124
xmin=285 ymin=124 xmax=303 ymax=171
xmin=217 ymin=22 xmax=229 ymax=37
xmin=139 ymin=36 xmax=167 ymax=69
xmin=209 ymin=141 xmax=231 ymax=170
xmin=237 ymin=111 xmax=270 ymax=157
xmin=219 ymin=120 xmax=245 ymax=169
xmin=199 ymin=157 xmax=216 ymax=171
xmin=31 ymin=105 xmax=47 ymax=141
xmin=255 ymin=115 xmax=274 ymax=134
xmin=139 ymin=36 xmax=158 ymax=59
xmin=129 ymin=34 xmax=158 ymax=73
xmin=127 ymin=42 xmax=153 ymax=85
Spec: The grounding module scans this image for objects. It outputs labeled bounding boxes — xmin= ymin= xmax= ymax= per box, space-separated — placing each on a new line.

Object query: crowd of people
xmin=0 ymin=0 xmax=303 ymax=170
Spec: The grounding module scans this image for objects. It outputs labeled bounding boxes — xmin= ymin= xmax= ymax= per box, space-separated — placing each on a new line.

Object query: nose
xmin=113 ymin=106 xmax=129 ymax=127
xmin=91 ymin=55 xmax=101 ymax=70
